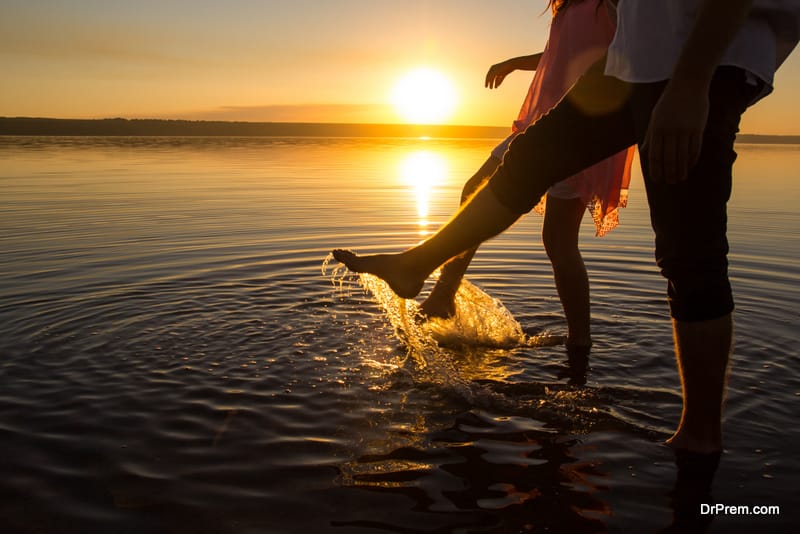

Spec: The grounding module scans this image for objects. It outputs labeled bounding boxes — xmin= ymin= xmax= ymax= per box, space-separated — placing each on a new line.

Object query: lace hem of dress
xmin=533 ymin=188 xmax=629 ymax=237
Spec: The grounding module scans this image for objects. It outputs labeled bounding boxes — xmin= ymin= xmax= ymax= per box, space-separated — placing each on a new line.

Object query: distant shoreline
xmin=1 ymin=117 xmax=798 ymax=144
xmin=0 ymin=117 xmax=508 ymax=140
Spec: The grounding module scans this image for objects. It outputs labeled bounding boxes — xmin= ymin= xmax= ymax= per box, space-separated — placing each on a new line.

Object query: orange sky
xmin=2 ymin=0 xmax=799 ymax=134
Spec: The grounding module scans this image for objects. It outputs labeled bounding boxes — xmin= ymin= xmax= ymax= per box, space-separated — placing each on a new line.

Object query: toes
xmin=332 ymin=248 xmax=352 ymax=260
xmin=332 ymin=249 xmax=360 ymax=270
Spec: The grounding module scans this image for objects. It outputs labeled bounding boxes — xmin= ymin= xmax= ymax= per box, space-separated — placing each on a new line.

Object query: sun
xmin=391 ymin=67 xmax=458 ymax=125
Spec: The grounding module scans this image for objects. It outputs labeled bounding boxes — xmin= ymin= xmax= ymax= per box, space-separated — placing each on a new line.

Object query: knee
xmin=660 ymin=260 xmax=734 ymax=322
xmin=461 ymin=168 xmax=492 ymax=203
xmin=542 ymin=222 xmax=578 ymax=264
xmin=542 ymin=224 xmax=559 ymax=260
xmin=649 ymin=181 xmax=733 ymax=322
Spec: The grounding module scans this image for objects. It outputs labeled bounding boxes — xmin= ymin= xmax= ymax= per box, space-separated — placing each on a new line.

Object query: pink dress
xmin=491 ymin=1 xmax=634 ymax=236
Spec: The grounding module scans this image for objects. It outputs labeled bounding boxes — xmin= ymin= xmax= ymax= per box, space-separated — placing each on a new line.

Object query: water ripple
xmin=2 ymin=136 xmax=798 ymax=532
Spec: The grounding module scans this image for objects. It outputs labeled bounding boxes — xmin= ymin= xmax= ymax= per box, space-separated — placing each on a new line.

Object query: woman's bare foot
xmin=419 ymin=287 xmax=457 ymax=319
xmin=665 ymin=430 xmax=722 ymax=455
xmin=332 ymin=249 xmax=428 ymax=299
xmin=419 ymin=282 xmax=461 ymax=319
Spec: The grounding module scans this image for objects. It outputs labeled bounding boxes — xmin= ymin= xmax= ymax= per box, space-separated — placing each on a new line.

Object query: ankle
xmin=666 ymin=429 xmax=722 ymax=454
xmin=430 ymin=279 xmax=460 ymax=299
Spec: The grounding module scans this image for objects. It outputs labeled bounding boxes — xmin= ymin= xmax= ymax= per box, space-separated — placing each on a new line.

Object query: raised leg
xmin=333 ymin=59 xmax=636 ymax=300
xmin=333 ymin=179 xmax=522 ymax=299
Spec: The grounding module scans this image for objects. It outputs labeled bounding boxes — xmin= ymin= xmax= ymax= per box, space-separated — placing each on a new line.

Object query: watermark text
xmin=700 ymin=503 xmax=780 ymax=516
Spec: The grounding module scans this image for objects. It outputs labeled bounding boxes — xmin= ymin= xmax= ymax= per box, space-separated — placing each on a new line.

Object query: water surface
xmin=1 ymin=136 xmax=798 ymax=532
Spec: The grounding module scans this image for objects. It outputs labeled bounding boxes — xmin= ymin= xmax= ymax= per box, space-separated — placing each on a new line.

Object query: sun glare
xmin=399 ymin=150 xmax=447 ymax=234
xmin=391 ymin=68 xmax=458 ymax=125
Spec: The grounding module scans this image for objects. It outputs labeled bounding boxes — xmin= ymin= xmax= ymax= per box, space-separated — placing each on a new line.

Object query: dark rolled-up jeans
xmin=489 ymin=59 xmax=759 ymax=322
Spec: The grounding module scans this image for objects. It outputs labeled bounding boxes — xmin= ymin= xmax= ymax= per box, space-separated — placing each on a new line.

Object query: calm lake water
xmin=1 ymin=136 xmax=798 ymax=533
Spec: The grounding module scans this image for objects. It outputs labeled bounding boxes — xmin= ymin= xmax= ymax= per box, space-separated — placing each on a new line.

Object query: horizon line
xmin=1 ymin=116 xmax=799 ymax=140
xmin=1 ymin=115 xmax=510 ymax=128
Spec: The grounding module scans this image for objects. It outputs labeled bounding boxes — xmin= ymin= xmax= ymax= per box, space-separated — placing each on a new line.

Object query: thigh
xmin=640 ymin=68 xmax=756 ymax=271
xmin=543 ymin=196 xmax=585 ymax=252
xmin=546 ymin=179 xmax=581 ymax=200
xmin=489 ymin=59 xmax=638 ymax=215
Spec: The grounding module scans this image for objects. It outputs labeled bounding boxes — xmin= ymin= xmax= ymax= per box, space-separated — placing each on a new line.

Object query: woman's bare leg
xmin=542 ymin=196 xmax=592 ymax=347
xmin=419 ymin=156 xmax=501 ymax=318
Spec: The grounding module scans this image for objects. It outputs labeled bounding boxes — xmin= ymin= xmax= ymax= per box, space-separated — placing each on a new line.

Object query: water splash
xmin=359 ymin=271 xmax=536 ymax=351
xmin=323 ymin=255 xmax=649 ymax=437
xmin=321 ymin=253 xmax=352 ymax=295
xmin=323 ymin=254 xmax=563 ymax=396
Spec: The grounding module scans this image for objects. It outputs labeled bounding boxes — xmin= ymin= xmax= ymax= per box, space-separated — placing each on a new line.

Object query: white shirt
xmin=605 ymin=0 xmax=800 ymax=100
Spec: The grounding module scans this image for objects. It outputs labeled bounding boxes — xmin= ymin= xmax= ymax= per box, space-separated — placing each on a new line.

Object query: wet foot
xmin=558 ymin=343 xmax=590 ymax=386
xmin=668 ymin=448 xmax=720 ymax=532
xmin=665 ymin=431 xmax=722 ymax=455
xmin=332 ymin=249 xmax=427 ymax=299
xmin=419 ymin=288 xmax=457 ymax=319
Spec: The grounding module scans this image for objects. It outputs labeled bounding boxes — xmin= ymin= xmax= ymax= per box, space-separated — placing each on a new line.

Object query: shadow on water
xmin=323 ymin=258 xmax=726 ymax=533
xmin=334 ymin=408 xmax=612 ymax=533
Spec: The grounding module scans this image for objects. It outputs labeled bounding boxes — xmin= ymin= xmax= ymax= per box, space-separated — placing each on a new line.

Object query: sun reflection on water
xmin=399 ymin=150 xmax=447 ymax=235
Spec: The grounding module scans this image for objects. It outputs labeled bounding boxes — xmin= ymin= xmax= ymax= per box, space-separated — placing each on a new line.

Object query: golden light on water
xmin=399 ymin=150 xmax=447 ymax=234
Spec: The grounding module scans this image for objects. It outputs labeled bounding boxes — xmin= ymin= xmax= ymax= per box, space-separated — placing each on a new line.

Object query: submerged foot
xmin=419 ymin=288 xmax=457 ymax=319
xmin=665 ymin=429 xmax=722 ymax=455
xmin=559 ymin=343 xmax=590 ymax=386
xmin=332 ymin=249 xmax=427 ymax=299
xmin=667 ymin=447 xmax=720 ymax=532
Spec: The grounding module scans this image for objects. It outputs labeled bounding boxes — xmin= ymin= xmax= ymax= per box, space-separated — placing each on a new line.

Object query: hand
xmin=485 ymin=60 xmax=515 ymax=89
xmin=642 ymin=80 xmax=710 ymax=184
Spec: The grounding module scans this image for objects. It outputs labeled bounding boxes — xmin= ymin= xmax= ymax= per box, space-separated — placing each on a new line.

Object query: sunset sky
xmin=2 ymin=0 xmax=800 ymax=134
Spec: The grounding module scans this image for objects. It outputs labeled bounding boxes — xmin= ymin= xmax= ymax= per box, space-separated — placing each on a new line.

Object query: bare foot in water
xmin=665 ymin=430 xmax=722 ymax=455
xmin=332 ymin=249 xmax=428 ymax=299
xmin=419 ymin=287 xmax=457 ymax=319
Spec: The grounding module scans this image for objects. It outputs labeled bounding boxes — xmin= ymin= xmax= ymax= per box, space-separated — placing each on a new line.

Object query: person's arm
xmin=485 ymin=53 xmax=543 ymax=89
xmin=643 ymin=0 xmax=754 ymax=183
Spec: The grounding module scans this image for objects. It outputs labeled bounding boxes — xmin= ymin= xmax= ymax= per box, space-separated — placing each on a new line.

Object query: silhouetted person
xmin=334 ymin=0 xmax=799 ymax=467
xmin=421 ymin=0 xmax=634 ymax=358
